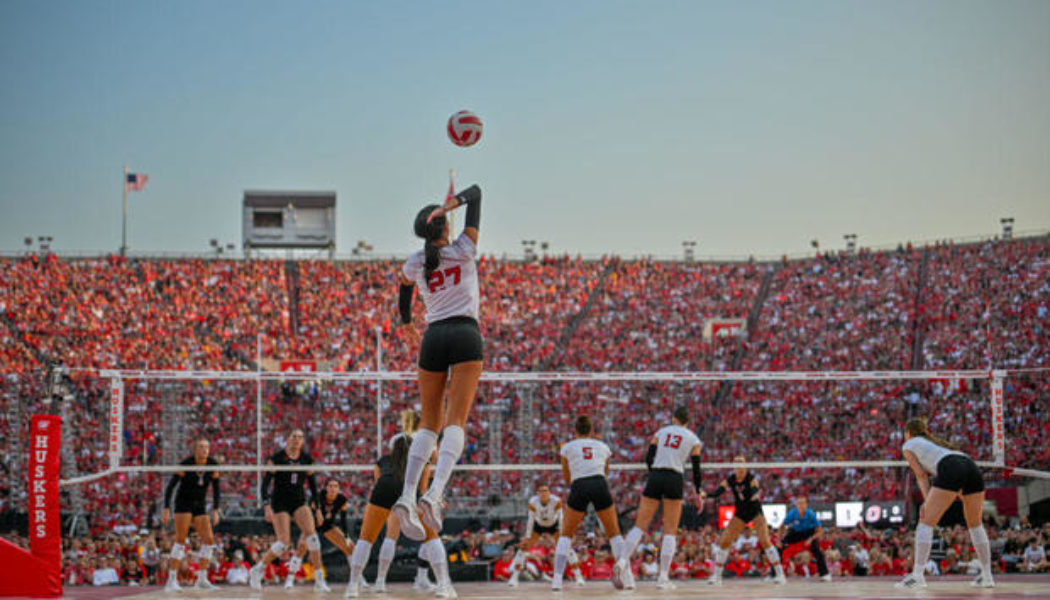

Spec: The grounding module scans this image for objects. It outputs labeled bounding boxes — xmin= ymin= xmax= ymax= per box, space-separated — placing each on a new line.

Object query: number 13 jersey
xmin=652 ymin=425 xmax=701 ymax=473
xmin=402 ymin=232 xmax=479 ymax=323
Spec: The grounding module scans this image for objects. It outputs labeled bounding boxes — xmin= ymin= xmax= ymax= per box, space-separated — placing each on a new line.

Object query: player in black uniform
xmin=248 ymin=429 xmax=329 ymax=592
xmin=347 ymin=436 xmax=453 ymax=598
xmin=374 ymin=410 xmax=437 ymax=593
xmin=703 ymin=456 xmax=786 ymax=585
xmin=161 ymin=438 xmax=221 ymax=592
xmin=282 ymin=479 xmax=354 ymax=589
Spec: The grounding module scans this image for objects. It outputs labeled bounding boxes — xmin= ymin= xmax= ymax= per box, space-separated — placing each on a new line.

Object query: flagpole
xmin=121 ymin=165 xmax=128 ymax=257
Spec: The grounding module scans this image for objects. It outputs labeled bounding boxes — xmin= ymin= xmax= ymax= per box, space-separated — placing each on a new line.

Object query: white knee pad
xmin=269 ymin=540 xmax=288 ymax=556
xmin=306 ymin=533 xmax=321 ymax=551
xmin=171 ymin=543 xmax=186 ymax=560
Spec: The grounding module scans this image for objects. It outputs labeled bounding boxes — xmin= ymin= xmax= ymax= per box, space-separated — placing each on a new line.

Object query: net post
xmin=256 ymin=334 xmax=263 ymax=508
xmin=990 ymin=369 xmax=1006 ymax=467
xmin=108 ymin=377 xmax=124 ymax=469
xmin=376 ymin=326 xmax=384 ymax=460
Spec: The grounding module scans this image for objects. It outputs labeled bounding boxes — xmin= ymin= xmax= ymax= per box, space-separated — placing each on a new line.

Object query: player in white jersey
xmin=393 ymin=183 xmax=484 ymax=547
xmin=896 ymin=418 xmax=993 ymax=590
xmin=507 ymin=483 xmax=584 ymax=587
xmin=555 ymin=415 xmax=628 ymax=591
xmin=617 ymin=406 xmax=707 ymax=590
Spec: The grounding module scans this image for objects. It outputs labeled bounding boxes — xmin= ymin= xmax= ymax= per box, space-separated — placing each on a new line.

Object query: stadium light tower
xmin=682 ymin=240 xmax=697 ymax=262
xmin=843 ymin=233 xmax=858 ymax=253
xmin=521 ymin=240 xmax=537 ymax=262
xmin=1000 ymin=217 xmax=1014 ymax=240
xmin=37 ymin=235 xmax=54 ymax=253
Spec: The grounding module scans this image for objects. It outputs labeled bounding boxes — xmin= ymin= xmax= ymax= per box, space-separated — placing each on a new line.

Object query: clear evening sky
xmin=1 ymin=0 xmax=1047 ymax=259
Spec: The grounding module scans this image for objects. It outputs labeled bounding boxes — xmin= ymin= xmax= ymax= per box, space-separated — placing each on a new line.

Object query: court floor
xmin=44 ymin=575 xmax=1050 ymax=600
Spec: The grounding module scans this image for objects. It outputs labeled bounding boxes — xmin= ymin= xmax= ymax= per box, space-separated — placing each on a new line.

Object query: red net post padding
xmin=0 ymin=415 xmax=62 ymax=598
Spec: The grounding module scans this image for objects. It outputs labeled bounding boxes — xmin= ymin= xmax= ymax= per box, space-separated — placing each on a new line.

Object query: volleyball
xmin=447 ymin=110 xmax=483 ymax=147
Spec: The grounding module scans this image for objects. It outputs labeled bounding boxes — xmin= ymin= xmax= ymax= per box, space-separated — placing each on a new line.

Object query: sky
xmin=0 ymin=0 xmax=1047 ymax=260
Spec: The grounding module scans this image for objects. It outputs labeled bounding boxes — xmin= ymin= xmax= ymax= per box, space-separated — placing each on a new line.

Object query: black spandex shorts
xmin=933 ymin=455 xmax=985 ymax=495
xmin=567 ymin=475 xmax=614 ymax=513
xmin=271 ymin=492 xmax=307 ymax=516
xmin=173 ymin=495 xmax=207 ymax=517
xmin=532 ymin=522 xmax=559 ymax=536
xmin=642 ymin=469 xmax=684 ymax=501
xmin=369 ymin=475 xmax=401 ymax=510
xmin=732 ymin=503 xmax=764 ymax=524
xmin=419 ymin=317 xmax=483 ymax=372
xmin=316 ymin=519 xmax=337 ymax=534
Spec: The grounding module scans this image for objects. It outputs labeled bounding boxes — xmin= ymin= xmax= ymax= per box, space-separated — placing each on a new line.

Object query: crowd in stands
xmin=0 ymin=235 xmax=1046 ymax=557
xmin=1 ymin=512 xmax=1046 ymax=588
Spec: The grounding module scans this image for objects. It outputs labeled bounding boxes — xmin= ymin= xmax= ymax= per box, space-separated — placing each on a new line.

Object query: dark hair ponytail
xmin=391 ymin=435 xmax=411 ymax=480
xmin=575 ymin=415 xmax=592 ymax=435
xmin=414 ymin=204 xmax=446 ymax=278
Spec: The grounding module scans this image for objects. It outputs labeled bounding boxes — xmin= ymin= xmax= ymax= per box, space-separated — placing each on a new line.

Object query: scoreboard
xmin=717 ymin=500 xmax=906 ymax=529
xmin=243 ymin=191 xmax=335 ymax=253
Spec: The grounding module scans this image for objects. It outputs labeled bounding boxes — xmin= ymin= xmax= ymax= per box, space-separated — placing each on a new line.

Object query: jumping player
xmin=705 ymin=456 xmax=786 ymax=585
xmin=161 ymin=438 xmax=221 ymax=592
xmin=896 ymin=417 xmax=994 ymax=589
xmin=393 ymin=183 xmax=484 ymax=540
xmin=347 ymin=436 xmax=454 ymax=598
xmin=282 ymin=479 xmax=354 ymax=590
xmin=618 ymin=406 xmax=704 ymax=590
xmin=556 ymin=415 xmax=628 ymax=591
xmin=249 ymin=429 xmax=329 ymax=592
xmin=507 ymin=482 xmax=584 ymax=587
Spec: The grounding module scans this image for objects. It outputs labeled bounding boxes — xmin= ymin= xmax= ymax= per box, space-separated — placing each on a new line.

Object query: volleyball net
xmin=14 ymin=367 xmax=1037 ymax=524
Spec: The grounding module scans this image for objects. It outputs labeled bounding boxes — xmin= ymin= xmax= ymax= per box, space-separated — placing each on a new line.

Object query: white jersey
xmin=651 ymin=424 xmax=702 ymax=473
xmin=528 ymin=495 xmax=562 ymax=527
xmin=902 ymin=436 xmax=965 ymax=475
xmin=560 ymin=438 xmax=611 ymax=482
xmin=402 ymin=232 xmax=480 ymax=323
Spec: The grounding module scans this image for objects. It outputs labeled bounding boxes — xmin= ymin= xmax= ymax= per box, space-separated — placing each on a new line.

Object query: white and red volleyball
xmin=447 ymin=110 xmax=483 ymax=147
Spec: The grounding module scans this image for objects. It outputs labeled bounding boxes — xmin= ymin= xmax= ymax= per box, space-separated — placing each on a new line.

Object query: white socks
xmin=349 ymin=539 xmax=372 ymax=586
xmin=423 ymin=539 xmax=450 ymax=587
xmin=610 ymin=534 xmax=625 ymax=562
xmin=714 ymin=544 xmax=728 ymax=566
xmin=402 ymin=429 xmax=438 ymax=499
xmin=624 ymin=526 xmax=643 ymax=561
xmin=764 ymin=545 xmax=785 ymax=577
xmin=660 ymin=535 xmax=676 ymax=578
xmin=286 ymin=555 xmax=302 ymax=580
xmin=554 ymin=536 xmax=572 ymax=582
xmin=376 ymin=538 xmax=396 ymax=583
xmin=969 ymin=525 xmax=992 ymax=577
xmin=430 ymin=426 xmax=465 ymax=498
xmin=913 ymin=523 xmax=933 ymax=577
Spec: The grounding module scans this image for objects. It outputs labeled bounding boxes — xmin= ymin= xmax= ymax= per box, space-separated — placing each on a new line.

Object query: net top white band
xmin=61 ymin=459 xmax=1043 ymax=487
xmin=88 ymin=368 xmax=1013 ymax=382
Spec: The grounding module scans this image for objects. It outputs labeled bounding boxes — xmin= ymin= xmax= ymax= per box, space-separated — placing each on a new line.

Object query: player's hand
xmin=161 ymin=508 xmax=170 ymax=526
xmin=211 ymin=509 xmax=221 ymax=527
xmin=315 ymin=510 xmax=323 ymax=523
xmin=264 ymin=505 xmax=274 ymax=524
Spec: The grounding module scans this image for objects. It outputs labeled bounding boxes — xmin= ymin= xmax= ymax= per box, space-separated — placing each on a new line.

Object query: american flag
xmin=125 ymin=172 xmax=149 ymax=192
